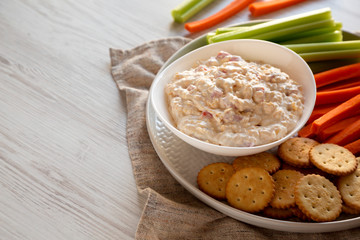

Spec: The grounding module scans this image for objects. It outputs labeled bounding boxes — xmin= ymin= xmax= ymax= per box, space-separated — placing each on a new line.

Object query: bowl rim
xmin=150 ymin=39 xmax=316 ymax=156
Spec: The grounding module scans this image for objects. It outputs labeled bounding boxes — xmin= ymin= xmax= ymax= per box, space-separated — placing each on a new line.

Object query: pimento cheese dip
xmin=165 ymin=51 xmax=304 ymax=147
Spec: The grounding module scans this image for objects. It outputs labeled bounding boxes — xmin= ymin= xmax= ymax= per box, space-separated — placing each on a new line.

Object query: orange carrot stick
xmin=318 ymin=115 xmax=360 ymax=142
xmin=325 ymin=118 xmax=360 ymax=146
xmin=344 ymin=139 xmax=360 ymax=155
xmin=248 ymin=0 xmax=307 ymax=17
xmin=298 ymin=124 xmax=315 ymax=138
xmin=317 ymin=76 xmax=360 ymax=92
xmin=315 ymin=85 xmax=360 ymax=105
xmin=311 ymin=94 xmax=360 ymax=135
xmin=306 ymin=103 xmax=339 ymax=124
xmin=314 ymin=62 xmax=360 ymax=88
xmin=185 ymin=0 xmax=256 ymax=33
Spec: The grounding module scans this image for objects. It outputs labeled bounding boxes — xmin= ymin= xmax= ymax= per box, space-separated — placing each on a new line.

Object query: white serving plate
xmin=145 ymin=22 xmax=360 ymax=233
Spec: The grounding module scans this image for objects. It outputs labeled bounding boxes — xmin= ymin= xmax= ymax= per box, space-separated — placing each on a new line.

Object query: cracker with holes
xmin=197 ymin=162 xmax=235 ymax=199
xmin=278 ymin=137 xmax=319 ymax=168
xmin=232 ymin=152 xmax=280 ymax=174
xmin=337 ymin=157 xmax=360 ymax=210
xmin=262 ymin=206 xmax=293 ymax=219
xmin=226 ymin=167 xmax=275 ymax=213
xmin=295 ymin=174 xmax=342 ymax=222
xmin=281 ymin=162 xmax=333 ymax=179
xmin=342 ymin=204 xmax=360 ymax=215
xmin=290 ymin=207 xmax=312 ymax=221
xmin=309 ymin=143 xmax=357 ymax=176
xmin=270 ymin=170 xmax=304 ymax=209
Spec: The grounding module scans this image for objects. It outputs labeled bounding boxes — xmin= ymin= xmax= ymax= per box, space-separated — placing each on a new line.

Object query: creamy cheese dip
xmin=165 ymin=51 xmax=304 ymax=147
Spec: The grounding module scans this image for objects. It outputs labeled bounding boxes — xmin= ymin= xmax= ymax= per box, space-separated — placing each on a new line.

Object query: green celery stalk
xmin=206 ymin=27 xmax=249 ymax=43
xmin=216 ymin=26 xmax=249 ymax=34
xmin=284 ymin=40 xmax=360 ymax=53
xmin=172 ymin=0 xmax=198 ymax=22
xmin=299 ymin=49 xmax=360 ymax=62
xmin=335 ymin=21 xmax=342 ymax=29
xmin=172 ymin=0 xmax=215 ymax=23
xmin=248 ymin=19 xmax=335 ymax=42
xmin=206 ymin=32 xmax=216 ymax=42
xmin=208 ymin=8 xmax=332 ymax=43
xmin=279 ymin=30 xmax=343 ymax=44
xmin=282 ymin=22 xmax=342 ymax=41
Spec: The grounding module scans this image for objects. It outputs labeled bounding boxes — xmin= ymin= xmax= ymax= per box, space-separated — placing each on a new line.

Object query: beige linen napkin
xmin=110 ymin=37 xmax=360 ymax=240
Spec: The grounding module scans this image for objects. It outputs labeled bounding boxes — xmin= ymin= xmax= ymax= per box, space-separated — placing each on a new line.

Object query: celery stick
xmin=283 ymin=22 xmax=342 ymax=40
xmin=181 ymin=0 xmax=215 ymax=22
xmin=216 ymin=26 xmax=249 ymax=34
xmin=299 ymin=49 xmax=360 ymax=62
xmin=284 ymin=40 xmax=360 ymax=53
xmin=208 ymin=8 xmax=332 ymax=43
xmin=334 ymin=21 xmax=342 ymax=29
xmin=279 ymin=30 xmax=343 ymax=44
xmin=171 ymin=0 xmax=215 ymax=23
xmin=172 ymin=0 xmax=198 ymax=22
xmin=249 ymin=19 xmax=335 ymax=42
xmin=206 ymin=27 xmax=249 ymax=43
xmin=206 ymin=32 xmax=216 ymax=42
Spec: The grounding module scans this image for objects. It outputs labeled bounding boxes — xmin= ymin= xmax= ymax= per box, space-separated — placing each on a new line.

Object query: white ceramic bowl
xmin=150 ymin=39 xmax=316 ymax=156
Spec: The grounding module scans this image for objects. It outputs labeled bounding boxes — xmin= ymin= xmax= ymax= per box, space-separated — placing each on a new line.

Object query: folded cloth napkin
xmin=110 ymin=37 xmax=360 ymax=240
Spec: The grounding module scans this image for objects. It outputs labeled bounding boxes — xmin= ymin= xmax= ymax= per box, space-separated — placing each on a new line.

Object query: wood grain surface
xmin=0 ymin=0 xmax=359 ymax=239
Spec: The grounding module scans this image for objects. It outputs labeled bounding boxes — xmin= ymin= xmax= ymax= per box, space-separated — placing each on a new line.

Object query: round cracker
xmin=290 ymin=207 xmax=312 ymax=221
xmin=226 ymin=167 xmax=275 ymax=213
xmin=262 ymin=206 xmax=293 ymax=219
xmin=281 ymin=162 xmax=332 ymax=179
xmin=342 ymin=204 xmax=360 ymax=215
xmin=309 ymin=144 xmax=357 ymax=176
xmin=197 ymin=162 xmax=235 ymax=199
xmin=295 ymin=174 xmax=342 ymax=222
xmin=337 ymin=157 xmax=360 ymax=210
xmin=232 ymin=152 xmax=280 ymax=174
xmin=278 ymin=137 xmax=319 ymax=168
xmin=270 ymin=170 xmax=304 ymax=209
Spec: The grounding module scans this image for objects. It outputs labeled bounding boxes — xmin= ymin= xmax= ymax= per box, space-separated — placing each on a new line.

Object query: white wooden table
xmin=1 ymin=1 xmax=359 ymax=239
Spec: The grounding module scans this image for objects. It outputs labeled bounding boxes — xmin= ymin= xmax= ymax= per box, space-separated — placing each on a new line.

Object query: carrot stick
xmin=311 ymin=94 xmax=360 ymax=135
xmin=185 ymin=0 xmax=256 ymax=33
xmin=344 ymin=139 xmax=360 ymax=155
xmin=325 ymin=118 xmax=360 ymax=146
xmin=249 ymin=0 xmax=307 ymax=17
xmin=306 ymin=103 xmax=339 ymax=124
xmin=318 ymin=115 xmax=360 ymax=141
xmin=314 ymin=62 xmax=360 ymax=88
xmin=298 ymin=124 xmax=315 ymax=138
xmin=317 ymin=76 xmax=360 ymax=92
xmin=315 ymin=85 xmax=360 ymax=105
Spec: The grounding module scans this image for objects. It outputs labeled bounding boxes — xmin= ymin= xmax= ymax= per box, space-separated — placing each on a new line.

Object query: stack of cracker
xmin=197 ymin=137 xmax=360 ymax=222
